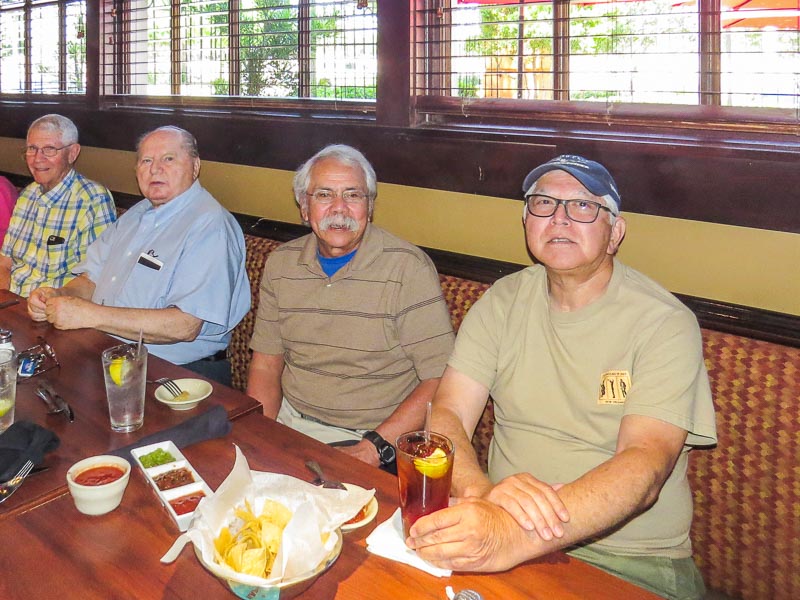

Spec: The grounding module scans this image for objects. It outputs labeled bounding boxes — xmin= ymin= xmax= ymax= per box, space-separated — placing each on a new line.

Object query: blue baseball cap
xmin=522 ymin=154 xmax=621 ymax=212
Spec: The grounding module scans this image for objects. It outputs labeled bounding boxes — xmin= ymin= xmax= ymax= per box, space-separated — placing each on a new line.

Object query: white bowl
xmin=154 ymin=378 xmax=213 ymax=411
xmin=341 ymin=483 xmax=378 ymax=532
xmin=66 ymin=455 xmax=131 ymax=516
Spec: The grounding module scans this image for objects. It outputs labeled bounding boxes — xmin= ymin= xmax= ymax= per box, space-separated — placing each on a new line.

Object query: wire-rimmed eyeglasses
xmin=23 ymin=144 xmax=74 ymax=158
xmin=525 ymin=194 xmax=614 ymax=224
xmin=17 ymin=337 xmax=61 ymax=380
xmin=306 ymin=189 xmax=368 ymax=205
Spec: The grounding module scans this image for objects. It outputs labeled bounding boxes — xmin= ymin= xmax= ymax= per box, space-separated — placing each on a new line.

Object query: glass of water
xmin=0 ymin=349 xmax=17 ymax=433
xmin=101 ymin=343 xmax=147 ymax=433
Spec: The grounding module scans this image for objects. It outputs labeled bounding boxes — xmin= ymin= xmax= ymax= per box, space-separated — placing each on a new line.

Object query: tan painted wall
xmin=2 ymin=137 xmax=798 ymax=315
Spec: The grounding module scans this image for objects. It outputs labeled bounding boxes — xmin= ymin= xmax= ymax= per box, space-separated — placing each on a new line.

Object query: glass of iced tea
xmin=396 ymin=431 xmax=454 ymax=539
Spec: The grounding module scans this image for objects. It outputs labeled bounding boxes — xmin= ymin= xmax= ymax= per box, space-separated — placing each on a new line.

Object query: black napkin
xmin=0 ymin=421 xmax=60 ymax=482
xmin=110 ymin=405 xmax=232 ymax=464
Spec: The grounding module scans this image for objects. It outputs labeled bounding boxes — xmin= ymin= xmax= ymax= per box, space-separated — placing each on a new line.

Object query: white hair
xmin=28 ymin=114 xmax=79 ymax=145
xmin=293 ymin=144 xmax=377 ymax=216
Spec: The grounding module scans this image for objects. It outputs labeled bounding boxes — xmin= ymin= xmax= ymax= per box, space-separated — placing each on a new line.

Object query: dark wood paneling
xmin=0 ymin=104 xmax=798 ymax=233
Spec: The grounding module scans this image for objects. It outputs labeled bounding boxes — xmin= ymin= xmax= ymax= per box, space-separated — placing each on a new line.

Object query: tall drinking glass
xmin=102 ymin=343 xmax=147 ymax=433
xmin=396 ymin=431 xmax=454 ymax=539
xmin=0 ymin=349 xmax=17 ymax=433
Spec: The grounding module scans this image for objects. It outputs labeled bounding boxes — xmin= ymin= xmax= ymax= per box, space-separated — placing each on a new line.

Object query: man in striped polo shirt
xmin=0 ymin=114 xmax=116 ymax=297
xmin=247 ymin=145 xmax=455 ymax=471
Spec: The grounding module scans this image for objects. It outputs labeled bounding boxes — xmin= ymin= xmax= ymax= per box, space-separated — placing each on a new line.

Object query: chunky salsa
xmin=169 ymin=491 xmax=206 ymax=515
xmin=154 ymin=467 xmax=195 ymax=491
xmin=139 ymin=448 xmax=176 ymax=468
xmin=74 ymin=465 xmax=126 ymax=486
xmin=344 ymin=503 xmax=370 ymax=525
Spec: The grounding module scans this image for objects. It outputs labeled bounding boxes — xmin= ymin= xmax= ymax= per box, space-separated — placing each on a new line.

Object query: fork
xmin=0 ymin=460 xmax=34 ymax=504
xmin=149 ymin=377 xmax=183 ymax=398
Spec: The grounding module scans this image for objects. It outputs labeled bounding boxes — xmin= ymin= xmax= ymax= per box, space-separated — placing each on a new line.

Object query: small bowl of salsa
xmin=66 ymin=455 xmax=131 ymax=516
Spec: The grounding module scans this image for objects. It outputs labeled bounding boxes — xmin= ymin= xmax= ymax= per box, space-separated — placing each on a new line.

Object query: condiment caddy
xmin=131 ymin=440 xmax=212 ymax=531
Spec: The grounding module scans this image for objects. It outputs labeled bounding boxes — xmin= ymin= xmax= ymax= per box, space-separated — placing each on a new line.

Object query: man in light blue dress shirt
xmin=27 ymin=126 xmax=250 ymax=386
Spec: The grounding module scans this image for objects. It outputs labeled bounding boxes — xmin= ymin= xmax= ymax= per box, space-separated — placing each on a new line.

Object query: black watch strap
xmin=363 ymin=430 xmax=396 ymax=465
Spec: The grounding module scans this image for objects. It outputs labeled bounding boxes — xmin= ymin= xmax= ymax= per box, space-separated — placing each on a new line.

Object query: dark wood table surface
xmin=0 ymin=291 xmax=259 ymax=518
xmin=1 ymin=411 xmax=660 ymax=599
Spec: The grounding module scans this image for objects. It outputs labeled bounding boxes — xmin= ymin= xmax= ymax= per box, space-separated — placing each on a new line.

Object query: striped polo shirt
xmin=250 ymin=224 xmax=455 ymax=430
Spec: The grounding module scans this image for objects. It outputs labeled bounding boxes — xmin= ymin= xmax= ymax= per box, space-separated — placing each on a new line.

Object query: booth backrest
xmin=230 ymin=232 xmax=800 ymax=600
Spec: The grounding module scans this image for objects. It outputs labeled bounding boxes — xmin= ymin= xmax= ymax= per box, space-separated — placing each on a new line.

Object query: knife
xmin=52 ymin=390 xmax=75 ymax=422
xmin=0 ymin=298 xmax=19 ymax=310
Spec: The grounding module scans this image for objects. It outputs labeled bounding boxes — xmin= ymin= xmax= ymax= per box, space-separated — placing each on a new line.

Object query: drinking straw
xmin=136 ymin=328 xmax=143 ymax=358
xmin=424 ymin=400 xmax=432 ymax=442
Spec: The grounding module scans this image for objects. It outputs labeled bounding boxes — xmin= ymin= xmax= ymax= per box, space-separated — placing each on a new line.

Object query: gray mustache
xmin=319 ymin=214 xmax=359 ymax=232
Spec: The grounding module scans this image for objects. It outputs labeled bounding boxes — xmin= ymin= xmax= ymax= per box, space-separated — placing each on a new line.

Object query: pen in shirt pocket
xmin=47 ymin=235 xmax=65 ymax=245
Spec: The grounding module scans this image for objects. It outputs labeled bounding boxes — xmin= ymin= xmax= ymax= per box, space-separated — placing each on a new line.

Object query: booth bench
xmin=227 ymin=225 xmax=800 ymax=600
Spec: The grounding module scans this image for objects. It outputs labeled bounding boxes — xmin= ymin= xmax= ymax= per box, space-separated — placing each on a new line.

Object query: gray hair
xmin=28 ymin=114 xmax=79 ymax=145
xmin=293 ymin=144 xmax=377 ymax=214
xmin=136 ymin=126 xmax=199 ymax=159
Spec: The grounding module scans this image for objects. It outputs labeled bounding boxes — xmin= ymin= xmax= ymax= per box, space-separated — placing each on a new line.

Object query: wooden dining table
xmin=0 ymin=291 xmax=259 ymax=518
xmin=0 ymin=291 xmax=659 ymax=599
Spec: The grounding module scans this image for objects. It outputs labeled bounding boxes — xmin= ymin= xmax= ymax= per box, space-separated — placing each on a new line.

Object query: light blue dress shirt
xmin=76 ymin=180 xmax=250 ymax=364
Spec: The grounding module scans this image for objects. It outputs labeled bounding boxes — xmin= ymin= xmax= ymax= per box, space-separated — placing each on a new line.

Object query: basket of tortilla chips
xmin=161 ymin=446 xmax=374 ymax=598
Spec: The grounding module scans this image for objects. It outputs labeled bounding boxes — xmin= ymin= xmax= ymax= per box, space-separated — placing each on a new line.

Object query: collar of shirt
xmin=143 ymin=179 xmax=201 ymax=221
xmin=35 ymin=169 xmax=77 ymax=205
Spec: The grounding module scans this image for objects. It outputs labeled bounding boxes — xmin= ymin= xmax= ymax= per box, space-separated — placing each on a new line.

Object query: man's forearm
xmin=90 ymin=305 xmax=202 ymax=343
xmin=246 ymin=352 xmax=285 ymax=418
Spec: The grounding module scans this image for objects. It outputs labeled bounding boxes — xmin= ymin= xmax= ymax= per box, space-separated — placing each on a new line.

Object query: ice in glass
xmin=102 ymin=343 xmax=147 ymax=432
xmin=0 ymin=349 xmax=17 ymax=433
xmin=396 ymin=431 xmax=454 ymax=539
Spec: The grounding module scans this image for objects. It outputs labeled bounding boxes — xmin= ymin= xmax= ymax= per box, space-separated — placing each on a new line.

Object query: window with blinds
xmin=0 ymin=0 xmax=87 ymax=94
xmin=413 ymin=0 xmax=799 ymax=113
xmin=101 ymin=0 xmax=377 ymax=103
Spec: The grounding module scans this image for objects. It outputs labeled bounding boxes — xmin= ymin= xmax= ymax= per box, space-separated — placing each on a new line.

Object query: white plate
xmin=341 ymin=483 xmax=378 ymax=531
xmin=154 ymin=378 xmax=213 ymax=411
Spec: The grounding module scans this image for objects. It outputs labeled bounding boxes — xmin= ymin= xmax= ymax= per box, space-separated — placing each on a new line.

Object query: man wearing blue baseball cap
xmin=408 ymin=155 xmax=718 ymax=600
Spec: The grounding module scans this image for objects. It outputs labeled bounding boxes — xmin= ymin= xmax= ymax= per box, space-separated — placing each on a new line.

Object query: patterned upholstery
xmin=229 ymin=233 xmax=800 ymax=600
xmin=228 ymin=235 xmax=282 ymax=391
xmin=688 ymin=329 xmax=800 ymax=600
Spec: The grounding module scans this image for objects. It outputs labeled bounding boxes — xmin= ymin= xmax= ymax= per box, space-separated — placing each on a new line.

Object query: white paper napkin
xmin=366 ymin=508 xmax=452 ymax=578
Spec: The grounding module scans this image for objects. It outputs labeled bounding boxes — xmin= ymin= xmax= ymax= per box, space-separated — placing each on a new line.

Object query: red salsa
xmin=154 ymin=467 xmax=195 ymax=491
xmin=74 ymin=465 xmax=126 ymax=486
xmin=169 ymin=491 xmax=206 ymax=515
xmin=344 ymin=503 xmax=370 ymax=525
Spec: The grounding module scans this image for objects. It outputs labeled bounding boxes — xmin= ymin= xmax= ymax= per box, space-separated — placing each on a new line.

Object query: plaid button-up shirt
xmin=2 ymin=169 xmax=116 ymax=297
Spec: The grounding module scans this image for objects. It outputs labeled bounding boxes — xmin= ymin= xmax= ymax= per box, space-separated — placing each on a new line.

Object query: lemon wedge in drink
xmin=109 ymin=357 xmax=128 ymax=386
xmin=413 ymin=447 xmax=450 ymax=479
xmin=0 ymin=399 xmax=13 ymax=418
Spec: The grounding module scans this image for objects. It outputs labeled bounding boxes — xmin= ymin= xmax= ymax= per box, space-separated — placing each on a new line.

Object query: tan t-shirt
xmin=449 ymin=260 xmax=717 ymax=558
xmin=250 ymin=224 xmax=454 ymax=429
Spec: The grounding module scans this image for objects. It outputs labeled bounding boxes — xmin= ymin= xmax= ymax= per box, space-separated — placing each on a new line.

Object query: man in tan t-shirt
xmin=407 ymin=155 xmax=717 ymax=600
xmin=247 ymin=145 xmax=454 ymax=471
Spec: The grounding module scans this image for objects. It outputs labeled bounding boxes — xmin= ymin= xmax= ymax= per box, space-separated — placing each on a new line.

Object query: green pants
xmin=568 ymin=545 xmax=706 ymax=600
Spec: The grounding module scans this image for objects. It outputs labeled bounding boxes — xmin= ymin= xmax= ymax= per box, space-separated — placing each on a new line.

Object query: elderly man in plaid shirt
xmin=0 ymin=114 xmax=116 ymax=297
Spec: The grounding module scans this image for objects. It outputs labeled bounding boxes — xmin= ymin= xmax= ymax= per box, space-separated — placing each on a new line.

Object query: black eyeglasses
xmin=525 ymin=194 xmax=614 ymax=224
xmin=23 ymin=144 xmax=74 ymax=158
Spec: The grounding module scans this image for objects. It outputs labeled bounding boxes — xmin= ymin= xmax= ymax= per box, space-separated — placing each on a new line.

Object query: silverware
xmin=148 ymin=377 xmax=183 ymax=398
xmin=35 ymin=381 xmax=74 ymax=422
xmin=305 ymin=460 xmax=346 ymax=490
xmin=453 ymin=591 xmax=484 ymax=600
xmin=0 ymin=298 xmax=19 ymax=310
xmin=0 ymin=460 xmax=34 ymax=503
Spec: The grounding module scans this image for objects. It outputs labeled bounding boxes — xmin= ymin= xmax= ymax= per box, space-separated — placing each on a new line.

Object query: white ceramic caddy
xmin=131 ymin=440 xmax=212 ymax=531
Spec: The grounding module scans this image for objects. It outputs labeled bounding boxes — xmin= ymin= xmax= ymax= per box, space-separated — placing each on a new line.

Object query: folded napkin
xmin=110 ymin=405 xmax=232 ymax=463
xmin=366 ymin=508 xmax=452 ymax=577
xmin=0 ymin=421 xmax=60 ymax=482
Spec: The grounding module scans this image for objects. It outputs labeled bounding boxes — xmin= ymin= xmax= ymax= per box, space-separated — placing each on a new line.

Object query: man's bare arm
xmin=409 ymin=413 xmax=688 ymax=572
xmin=246 ymin=352 xmax=285 ymax=418
xmin=0 ymin=255 xmax=11 ymax=291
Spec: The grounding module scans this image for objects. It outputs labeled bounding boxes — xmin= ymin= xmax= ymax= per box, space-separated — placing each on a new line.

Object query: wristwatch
xmin=363 ymin=431 xmax=396 ymax=465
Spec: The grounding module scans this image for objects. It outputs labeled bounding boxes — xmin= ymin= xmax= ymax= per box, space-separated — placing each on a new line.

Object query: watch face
xmin=380 ymin=444 xmax=396 ymax=464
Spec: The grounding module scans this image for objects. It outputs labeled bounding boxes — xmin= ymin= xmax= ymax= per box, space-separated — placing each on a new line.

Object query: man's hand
xmin=335 ymin=440 xmax=380 ymax=468
xmin=44 ymin=295 xmax=93 ymax=330
xmin=484 ymin=474 xmax=569 ymax=540
xmin=406 ymin=497 xmax=535 ymax=572
xmin=27 ymin=287 xmax=59 ymax=322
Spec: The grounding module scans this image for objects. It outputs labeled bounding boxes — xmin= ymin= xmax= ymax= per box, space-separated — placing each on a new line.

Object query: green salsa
xmin=139 ymin=448 xmax=176 ymax=468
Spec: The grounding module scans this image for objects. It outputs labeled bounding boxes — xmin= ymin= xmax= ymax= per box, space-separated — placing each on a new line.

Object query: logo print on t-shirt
xmin=598 ymin=370 xmax=631 ymax=405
